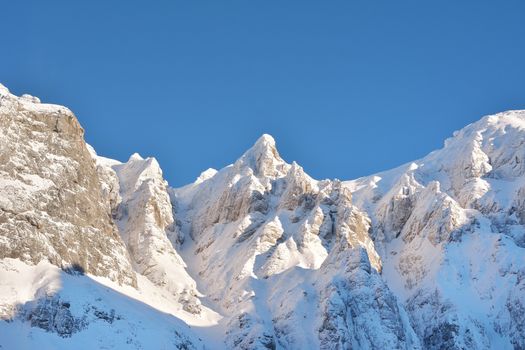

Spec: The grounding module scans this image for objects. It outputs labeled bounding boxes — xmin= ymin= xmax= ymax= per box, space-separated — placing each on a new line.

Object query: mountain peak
xmin=248 ymin=133 xmax=278 ymax=159
xmin=255 ymin=133 xmax=276 ymax=147
xmin=236 ymin=133 xmax=288 ymax=177
xmin=129 ymin=152 xmax=144 ymax=161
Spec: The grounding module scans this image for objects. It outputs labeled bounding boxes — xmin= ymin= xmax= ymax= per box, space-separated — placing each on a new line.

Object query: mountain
xmin=0 ymin=85 xmax=215 ymax=349
xmin=0 ymin=84 xmax=523 ymax=349
xmin=345 ymin=112 xmax=525 ymax=349
xmin=170 ymin=134 xmax=418 ymax=349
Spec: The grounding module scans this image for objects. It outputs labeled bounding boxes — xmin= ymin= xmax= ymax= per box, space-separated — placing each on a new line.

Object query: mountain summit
xmin=0 ymin=84 xmax=524 ymax=349
xmin=235 ymin=133 xmax=288 ymax=178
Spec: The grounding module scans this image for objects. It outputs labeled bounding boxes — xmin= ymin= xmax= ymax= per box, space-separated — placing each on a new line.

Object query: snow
xmin=0 ymin=259 xmax=213 ymax=350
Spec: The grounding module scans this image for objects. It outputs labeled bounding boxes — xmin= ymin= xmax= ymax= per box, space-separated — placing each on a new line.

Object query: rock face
xmin=93 ymin=151 xmax=202 ymax=314
xmin=0 ymin=84 xmax=524 ymax=349
xmin=0 ymin=84 xmax=135 ymax=286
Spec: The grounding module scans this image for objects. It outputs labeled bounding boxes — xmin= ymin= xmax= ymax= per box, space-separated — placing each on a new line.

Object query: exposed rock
xmin=26 ymin=297 xmax=86 ymax=337
xmin=0 ymin=84 xmax=135 ymax=286
xmin=92 ymin=151 xmax=202 ymax=313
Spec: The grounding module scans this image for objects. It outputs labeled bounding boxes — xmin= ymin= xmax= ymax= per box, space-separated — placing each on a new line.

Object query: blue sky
xmin=1 ymin=1 xmax=524 ymax=186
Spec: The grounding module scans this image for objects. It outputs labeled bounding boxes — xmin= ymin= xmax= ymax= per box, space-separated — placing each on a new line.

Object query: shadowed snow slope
xmin=0 ymin=83 xmax=524 ymax=349
xmin=0 ymin=258 xmax=207 ymax=350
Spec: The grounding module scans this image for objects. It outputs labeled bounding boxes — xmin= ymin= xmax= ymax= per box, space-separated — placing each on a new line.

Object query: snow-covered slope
xmin=0 ymin=83 xmax=524 ymax=349
xmin=0 ymin=258 xmax=206 ymax=350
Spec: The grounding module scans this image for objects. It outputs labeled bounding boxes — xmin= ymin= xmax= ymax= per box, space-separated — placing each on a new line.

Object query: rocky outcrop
xmin=25 ymin=296 xmax=86 ymax=337
xmin=317 ymin=249 xmax=419 ymax=349
xmin=0 ymin=84 xmax=135 ymax=286
xmin=92 ymin=152 xmax=202 ymax=314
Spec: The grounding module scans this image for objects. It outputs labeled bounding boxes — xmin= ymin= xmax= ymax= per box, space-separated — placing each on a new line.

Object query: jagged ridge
xmin=0 ymin=83 xmax=524 ymax=349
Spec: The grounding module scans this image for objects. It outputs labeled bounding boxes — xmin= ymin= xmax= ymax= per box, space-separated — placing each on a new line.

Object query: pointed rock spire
xmin=129 ymin=152 xmax=144 ymax=161
xmin=236 ymin=134 xmax=288 ymax=178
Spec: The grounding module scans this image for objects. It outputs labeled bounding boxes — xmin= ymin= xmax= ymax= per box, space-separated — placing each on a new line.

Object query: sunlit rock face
xmin=0 ymin=84 xmax=135 ymax=286
xmin=93 ymin=151 xmax=203 ymax=314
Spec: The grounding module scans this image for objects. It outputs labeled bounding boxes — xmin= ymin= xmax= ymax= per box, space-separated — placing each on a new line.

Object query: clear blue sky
xmin=1 ymin=1 xmax=524 ymax=186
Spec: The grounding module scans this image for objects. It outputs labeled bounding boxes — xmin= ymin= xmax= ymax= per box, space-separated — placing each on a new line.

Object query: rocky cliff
xmin=0 ymin=84 xmax=135 ymax=286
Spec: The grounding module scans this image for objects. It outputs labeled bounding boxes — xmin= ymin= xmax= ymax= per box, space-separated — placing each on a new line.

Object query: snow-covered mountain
xmin=0 ymin=84 xmax=523 ymax=349
xmin=345 ymin=112 xmax=525 ymax=349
